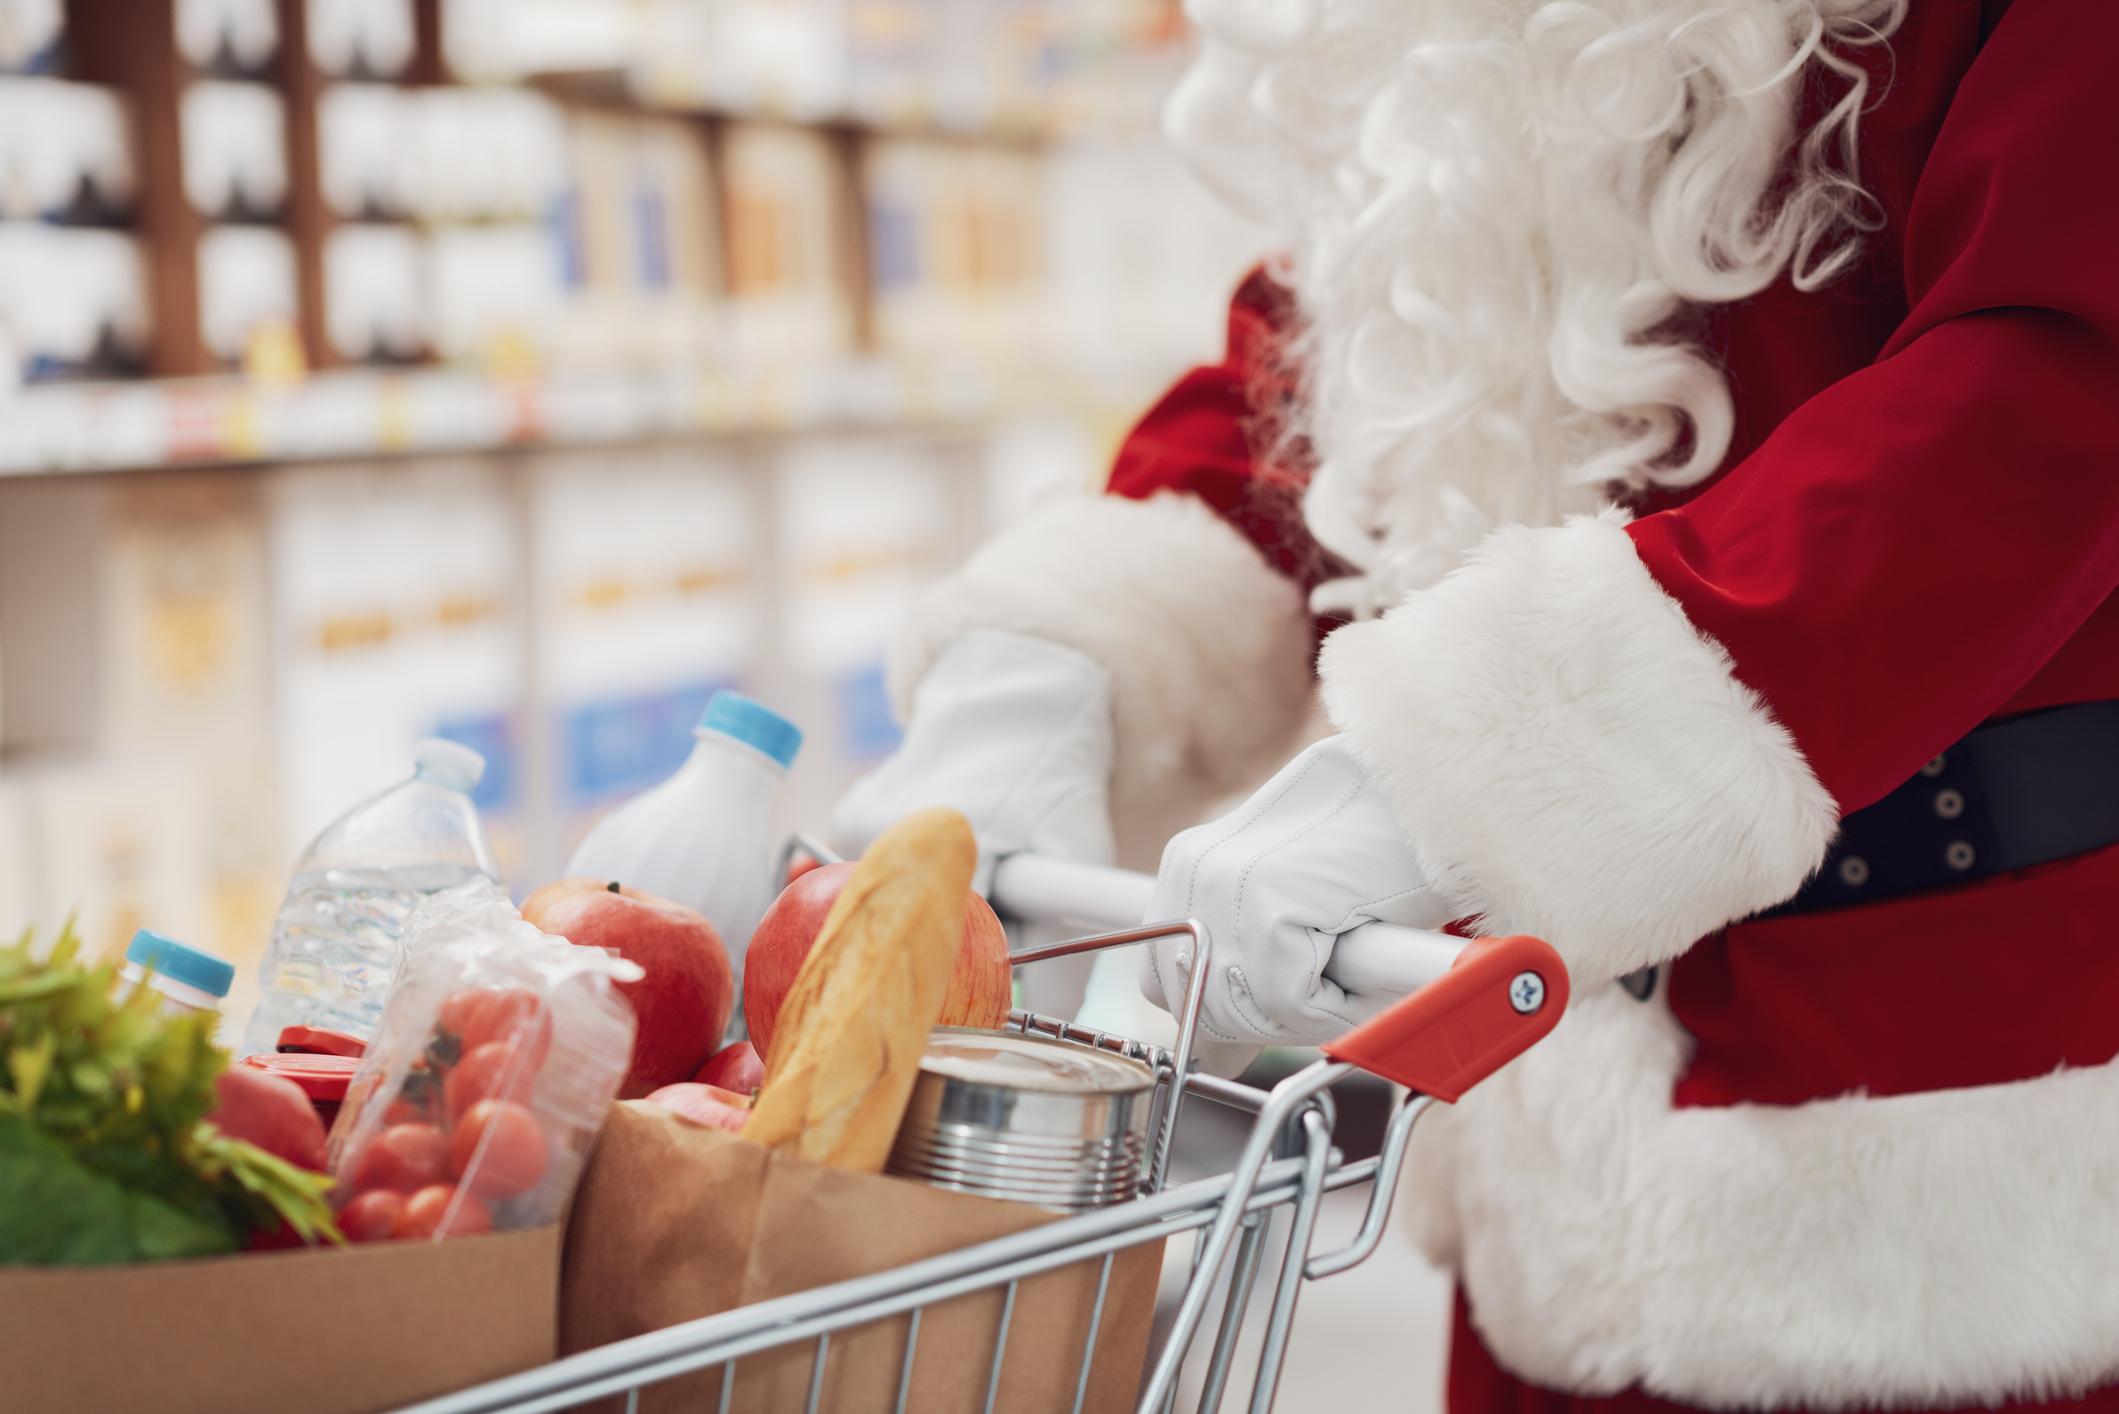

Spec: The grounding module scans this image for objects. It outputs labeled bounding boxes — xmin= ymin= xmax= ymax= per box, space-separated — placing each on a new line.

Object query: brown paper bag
xmin=0 ymin=1226 xmax=558 ymax=1414
xmin=563 ymin=1102 xmax=1165 ymax=1413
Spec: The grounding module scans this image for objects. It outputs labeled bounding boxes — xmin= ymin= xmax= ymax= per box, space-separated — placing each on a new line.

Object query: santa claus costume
xmin=846 ymin=0 xmax=2119 ymax=1409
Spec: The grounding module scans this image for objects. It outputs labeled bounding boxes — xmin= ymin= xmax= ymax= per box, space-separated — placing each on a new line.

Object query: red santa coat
xmin=887 ymin=0 xmax=2119 ymax=1406
xmin=1096 ymin=0 xmax=2119 ymax=1408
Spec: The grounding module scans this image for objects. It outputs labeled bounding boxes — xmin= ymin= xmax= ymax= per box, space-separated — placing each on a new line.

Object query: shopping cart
xmin=397 ymin=847 xmax=1569 ymax=1414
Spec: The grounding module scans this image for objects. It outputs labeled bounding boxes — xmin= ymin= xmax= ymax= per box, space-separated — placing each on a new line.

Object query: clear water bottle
xmin=240 ymin=738 xmax=500 ymax=1055
xmin=564 ymin=691 xmax=802 ymax=989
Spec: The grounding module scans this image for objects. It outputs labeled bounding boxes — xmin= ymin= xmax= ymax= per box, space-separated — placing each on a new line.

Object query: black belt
xmin=1769 ymin=699 xmax=2119 ymax=917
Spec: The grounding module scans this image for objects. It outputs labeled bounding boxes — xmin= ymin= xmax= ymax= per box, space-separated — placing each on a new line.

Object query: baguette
xmin=743 ymin=807 xmax=978 ymax=1171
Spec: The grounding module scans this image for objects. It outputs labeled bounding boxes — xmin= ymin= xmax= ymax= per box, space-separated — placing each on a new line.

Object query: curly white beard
xmin=1165 ymin=0 xmax=1905 ymax=616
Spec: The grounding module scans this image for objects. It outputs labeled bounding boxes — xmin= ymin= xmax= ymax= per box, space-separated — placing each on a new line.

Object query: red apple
xmin=644 ymin=1082 xmax=751 ymax=1133
xmin=522 ymin=876 xmax=734 ymax=1099
xmin=695 ymin=1040 xmax=764 ymax=1096
xmin=744 ymin=861 xmax=1011 ymax=1063
xmin=212 ymin=1065 xmax=328 ymax=1172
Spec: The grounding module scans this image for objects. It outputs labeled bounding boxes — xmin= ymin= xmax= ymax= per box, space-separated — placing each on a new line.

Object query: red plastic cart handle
xmin=1322 ymin=935 xmax=1568 ymax=1101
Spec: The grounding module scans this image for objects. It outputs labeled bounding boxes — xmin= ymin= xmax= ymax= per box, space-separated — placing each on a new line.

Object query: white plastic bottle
xmin=564 ymin=691 xmax=802 ymax=988
xmin=239 ymin=737 xmax=500 ymax=1055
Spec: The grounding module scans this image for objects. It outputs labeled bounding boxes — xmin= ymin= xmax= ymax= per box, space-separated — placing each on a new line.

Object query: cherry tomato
xmin=392 ymin=1184 xmax=492 ymax=1240
xmin=349 ymin=1122 xmax=450 ymax=1194
xmin=383 ymin=1096 xmax=429 ymax=1126
xmin=437 ymin=988 xmax=552 ymax=1068
xmin=449 ymin=1099 xmax=549 ymax=1200
xmin=444 ymin=1040 xmax=537 ymax=1122
xmin=339 ymin=1189 xmax=407 ymax=1242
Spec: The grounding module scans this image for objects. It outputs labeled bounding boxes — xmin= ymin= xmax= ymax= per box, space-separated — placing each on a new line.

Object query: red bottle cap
xmin=276 ymin=1026 xmax=367 ymax=1058
xmin=240 ymin=1051 xmax=358 ymax=1102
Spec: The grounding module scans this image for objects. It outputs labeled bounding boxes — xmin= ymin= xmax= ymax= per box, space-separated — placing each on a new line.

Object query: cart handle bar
xmin=988 ymin=853 xmax=1569 ymax=1103
xmin=990 ymin=853 xmax=1466 ymax=1006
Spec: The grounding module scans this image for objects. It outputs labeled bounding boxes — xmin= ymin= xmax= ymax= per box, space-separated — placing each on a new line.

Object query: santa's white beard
xmin=1165 ymin=0 xmax=1904 ymax=616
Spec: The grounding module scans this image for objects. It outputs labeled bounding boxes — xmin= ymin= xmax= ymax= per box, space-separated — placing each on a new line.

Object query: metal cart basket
xmin=396 ymin=852 xmax=1567 ymax=1414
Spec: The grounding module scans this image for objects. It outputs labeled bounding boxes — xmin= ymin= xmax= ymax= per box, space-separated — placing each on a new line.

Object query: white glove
xmin=1141 ymin=735 xmax=1454 ymax=1049
xmin=832 ymin=630 xmax=1121 ymax=1019
xmin=830 ymin=628 xmax=1116 ymax=882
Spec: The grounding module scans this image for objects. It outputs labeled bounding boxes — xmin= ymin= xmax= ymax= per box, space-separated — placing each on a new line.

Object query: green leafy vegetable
xmin=0 ymin=923 xmax=340 ymax=1266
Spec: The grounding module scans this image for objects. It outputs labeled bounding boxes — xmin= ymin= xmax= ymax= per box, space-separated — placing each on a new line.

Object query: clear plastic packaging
xmin=325 ymin=882 xmax=641 ymax=1242
xmin=240 ymin=737 xmax=501 ymax=1056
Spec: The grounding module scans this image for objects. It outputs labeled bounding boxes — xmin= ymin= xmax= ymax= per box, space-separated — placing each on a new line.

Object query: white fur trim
xmin=1319 ymin=510 xmax=1837 ymax=990
xmin=1409 ymin=988 xmax=2119 ymax=1407
xmin=893 ymin=492 xmax=1316 ymax=868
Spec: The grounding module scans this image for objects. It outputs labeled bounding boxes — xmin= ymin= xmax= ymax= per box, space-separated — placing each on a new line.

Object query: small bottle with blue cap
xmin=121 ymin=929 xmax=236 ymax=1018
xmin=565 ymin=691 xmax=804 ymax=991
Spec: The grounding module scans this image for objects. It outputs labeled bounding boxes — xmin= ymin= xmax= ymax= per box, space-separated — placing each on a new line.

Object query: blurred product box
xmin=0 ymin=223 xmax=149 ymax=381
xmin=425 ymin=224 xmax=561 ymax=366
xmin=844 ymin=0 xmax=940 ymax=124
xmin=0 ymin=473 xmax=268 ymax=757
xmin=619 ymin=0 xmax=848 ymax=118
xmin=0 ymin=0 xmax=61 ymax=73
xmin=318 ymin=82 xmax=415 ymax=219
xmin=27 ymin=751 xmax=209 ymax=964
xmin=176 ymin=0 xmax=279 ymax=75
xmin=306 ymin=0 xmax=415 ymax=79
xmin=441 ymin=0 xmax=636 ymax=83
xmin=530 ymin=448 xmax=760 ymax=851
xmin=866 ymin=139 xmax=1044 ymax=359
xmin=1041 ymin=141 xmax=1267 ymax=374
xmin=555 ymin=110 xmax=720 ymax=370
xmin=324 ymin=223 xmax=424 ymax=361
xmin=265 ymin=459 xmax=526 ymax=875
xmin=0 ymin=78 xmax=134 ymax=221
xmin=721 ymin=122 xmax=853 ymax=362
xmin=98 ymin=474 xmax=271 ymax=750
xmin=180 ymin=80 xmax=287 ymax=219
xmin=0 ymin=771 xmax=31 ymax=924
xmin=197 ymin=224 xmax=297 ymax=365
xmin=415 ymin=87 xmax=567 ymax=223
xmin=771 ymin=437 xmax=964 ymax=828
xmin=17 ymin=746 xmax=279 ymax=1026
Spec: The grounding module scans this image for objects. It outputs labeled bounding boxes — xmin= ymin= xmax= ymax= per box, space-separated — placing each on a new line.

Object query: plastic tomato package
xmin=325 ymin=882 xmax=642 ymax=1242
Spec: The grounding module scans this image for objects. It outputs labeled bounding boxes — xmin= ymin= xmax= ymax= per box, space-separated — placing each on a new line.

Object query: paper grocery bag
xmin=0 ymin=1226 xmax=557 ymax=1414
xmin=564 ymin=1103 xmax=1165 ymax=1414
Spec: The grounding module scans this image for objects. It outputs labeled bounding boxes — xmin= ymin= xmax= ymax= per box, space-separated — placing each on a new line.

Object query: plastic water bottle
xmin=240 ymin=738 xmax=500 ymax=1055
xmin=564 ymin=691 xmax=801 ymax=988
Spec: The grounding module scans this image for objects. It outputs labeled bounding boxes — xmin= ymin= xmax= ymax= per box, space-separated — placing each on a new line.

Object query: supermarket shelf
xmin=0 ymin=357 xmax=1049 ymax=477
xmin=533 ymin=68 xmax=1058 ymax=146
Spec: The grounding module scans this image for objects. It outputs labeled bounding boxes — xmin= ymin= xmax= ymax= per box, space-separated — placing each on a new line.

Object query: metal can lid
xmin=919 ymin=1028 xmax=1153 ymax=1096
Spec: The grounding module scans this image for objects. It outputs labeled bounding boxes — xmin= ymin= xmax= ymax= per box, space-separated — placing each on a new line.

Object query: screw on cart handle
xmin=1322 ymin=934 xmax=1569 ymax=1102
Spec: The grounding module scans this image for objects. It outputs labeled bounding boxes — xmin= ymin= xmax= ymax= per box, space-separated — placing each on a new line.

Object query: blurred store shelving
xmin=0 ymin=0 xmax=1269 ymax=998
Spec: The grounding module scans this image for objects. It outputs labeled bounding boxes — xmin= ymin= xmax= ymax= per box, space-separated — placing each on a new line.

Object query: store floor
xmin=1157 ymin=1191 xmax=1453 ymax=1413
xmin=1153 ymin=1064 xmax=1452 ymax=1412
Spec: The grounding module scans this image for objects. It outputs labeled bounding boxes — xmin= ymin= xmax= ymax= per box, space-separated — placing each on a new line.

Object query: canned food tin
xmin=887 ymin=1028 xmax=1156 ymax=1212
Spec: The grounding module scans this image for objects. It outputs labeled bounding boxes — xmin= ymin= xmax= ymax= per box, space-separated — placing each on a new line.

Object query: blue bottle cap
xmin=125 ymin=929 xmax=235 ymax=999
xmin=699 ymin=691 xmax=803 ymax=770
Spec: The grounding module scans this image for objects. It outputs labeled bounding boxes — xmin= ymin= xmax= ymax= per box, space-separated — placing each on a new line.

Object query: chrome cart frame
xmin=395 ymin=853 xmax=1565 ymax=1414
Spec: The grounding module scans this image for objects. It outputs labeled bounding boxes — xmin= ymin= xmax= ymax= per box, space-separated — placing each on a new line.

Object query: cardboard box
xmin=0 ymin=1226 xmax=559 ymax=1414
xmin=564 ymin=1104 xmax=1164 ymax=1414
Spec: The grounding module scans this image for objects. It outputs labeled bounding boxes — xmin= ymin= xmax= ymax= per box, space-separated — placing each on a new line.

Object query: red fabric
xmin=1101 ymin=0 xmax=2119 ymax=1409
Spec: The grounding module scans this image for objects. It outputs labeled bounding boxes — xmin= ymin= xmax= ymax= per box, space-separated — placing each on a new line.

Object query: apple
xmin=212 ymin=1066 xmax=328 ymax=1172
xmin=744 ymin=861 xmax=1011 ymax=1062
xmin=522 ymin=877 xmax=734 ymax=1099
xmin=695 ymin=1040 xmax=764 ymax=1096
xmin=644 ymin=1082 xmax=751 ymax=1134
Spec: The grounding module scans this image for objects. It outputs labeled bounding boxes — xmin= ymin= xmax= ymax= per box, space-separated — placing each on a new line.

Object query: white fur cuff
xmin=893 ymin=492 xmax=1316 ymax=866
xmin=1319 ymin=510 xmax=1836 ymax=987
